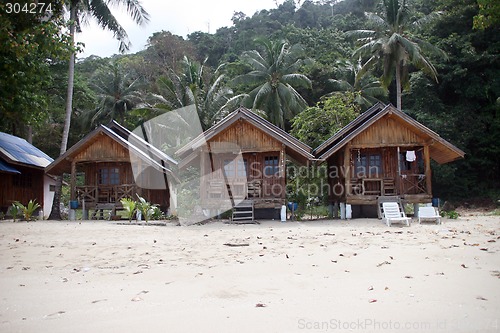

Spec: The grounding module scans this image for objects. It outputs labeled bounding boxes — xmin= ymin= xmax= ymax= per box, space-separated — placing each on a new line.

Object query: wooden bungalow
xmin=314 ymin=103 xmax=465 ymax=216
xmin=177 ymin=107 xmax=314 ymax=219
xmin=45 ymin=121 xmax=176 ymax=218
xmin=0 ymin=132 xmax=55 ymax=218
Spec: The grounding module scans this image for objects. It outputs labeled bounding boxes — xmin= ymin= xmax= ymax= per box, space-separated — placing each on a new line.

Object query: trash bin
xmin=70 ymin=200 xmax=79 ymax=209
xmin=432 ymin=198 xmax=440 ymax=207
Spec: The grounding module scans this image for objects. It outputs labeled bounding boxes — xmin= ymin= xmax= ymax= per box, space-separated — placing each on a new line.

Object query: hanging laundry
xmin=406 ymin=150 xmax=416 ymax=162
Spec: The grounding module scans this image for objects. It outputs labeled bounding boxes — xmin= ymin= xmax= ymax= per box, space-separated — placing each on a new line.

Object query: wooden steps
xmin=231 ymin=200 xmax=254 ymax=223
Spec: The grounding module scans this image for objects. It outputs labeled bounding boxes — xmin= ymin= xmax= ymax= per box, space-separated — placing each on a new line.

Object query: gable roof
xmin=45 ymin=122 xmax=177 ymax=176
xmin=0 ymin=131 xmax=53 ymax=169
xmin=314 ymin=103 xmax=465 ymax=164
xmin=177 ymin=107 xmax=314 ymax=164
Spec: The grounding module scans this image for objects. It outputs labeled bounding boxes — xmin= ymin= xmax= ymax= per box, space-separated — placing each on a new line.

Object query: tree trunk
xmin=48 ymin=4 xmax=77 ymax=220
xmin=395 ymin=62 xmax=402 ymax=110
xmin=48 ymin=174 xmax=63 ymax=220
xmin=60 ymin=5 xmax=76 ymax=155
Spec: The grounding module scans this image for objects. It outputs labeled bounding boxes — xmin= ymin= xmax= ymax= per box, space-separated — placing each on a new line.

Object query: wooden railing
xmin=349 ymin=176 xmax=427 ymax=196
xmin=76 ymin=184 xmax=138 ymax=206
xmin=400 ymin=174 xmax=427 ymax=195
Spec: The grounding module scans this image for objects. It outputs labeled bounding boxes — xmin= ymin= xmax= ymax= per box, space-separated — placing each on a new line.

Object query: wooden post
xmin=424 ymin=145 xmax=432 ymax=195
xmin=280 ymin=144 xmax=286 ymax=199
xmin=344 ymin=145 xmax=351 ymax=197
xmin=70 ymin=159 xmax=76 ymax=201
xmin=200 ymin=148 xmax=206 ymax=203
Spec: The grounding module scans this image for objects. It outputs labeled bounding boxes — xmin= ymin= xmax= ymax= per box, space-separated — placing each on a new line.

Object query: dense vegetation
xmin=0 ymin=0 xmax=498 ymax=203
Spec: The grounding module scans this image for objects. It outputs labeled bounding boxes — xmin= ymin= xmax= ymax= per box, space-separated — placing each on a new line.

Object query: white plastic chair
xmin=382 ymin=202 xmax=411 ymax=227
xmin=418 ymin=206 xmax=441 ymax=224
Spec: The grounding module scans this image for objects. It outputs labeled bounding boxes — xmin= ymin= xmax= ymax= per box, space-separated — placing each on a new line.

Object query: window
xmin=264 ymin=156 xmax=279 ymax=176
xmin=355 ymin=155 xmax=367 ymax=176
xmin=369 ymin=155 xmax=382 ymax=174
xmin=237 ymin=159 xmax=247 ymax=177
xmin=99 ymin=168 xmax=120 ymax=185
xmin=223 ymin=159 xmax=247 ymax=178
xmin=353 ymin=151 xmax=382 ymax=177
xmin=223 ymin=159 xmax=235 ymax=177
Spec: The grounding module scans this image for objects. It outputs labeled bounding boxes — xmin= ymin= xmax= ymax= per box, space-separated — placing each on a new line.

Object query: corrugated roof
xmin=0 ymin=132 xmax=53 ymax=168
xmin=0 ymin=159 xmax=20 ymax=174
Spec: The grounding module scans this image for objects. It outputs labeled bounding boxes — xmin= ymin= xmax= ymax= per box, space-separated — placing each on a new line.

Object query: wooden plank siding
xmin=350 ymin=115 xmax=424 ymax=148
xmin=200 ymin=119 xmax=287 ymax=208
xmin=209 ymin=120 xmax=283 ymax=153
xmin=326 ymin=115 xmax=433 ymax=205
xmin=73 ymin=134 xmax=130 ymax=163
xmin=71 ymin=134 xmax=170 ymax=210
xmin=0 ymin=166 xmax=44 ymax=212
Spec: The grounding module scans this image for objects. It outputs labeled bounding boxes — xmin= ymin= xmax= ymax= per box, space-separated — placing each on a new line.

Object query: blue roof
xmin=0 ymin=159 xmax=20 ymax=174
xmin=0 ymin=132 xmax=53 ymax=168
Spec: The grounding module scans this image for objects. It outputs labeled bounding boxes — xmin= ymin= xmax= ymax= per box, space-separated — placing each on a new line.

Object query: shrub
xmin=120 ymin=198 xmax=136 ymax=222
xmin=14 ymin=200 xmax=41 ymax=221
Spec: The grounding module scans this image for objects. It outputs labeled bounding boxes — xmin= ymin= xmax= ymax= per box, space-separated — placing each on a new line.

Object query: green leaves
xmin=291 ymin=93 xmax=361 ymax=148
xmin=233 ymin=39 xmax=312 ymax=128
xmin=14 ymin=200 xmax=41 ymax=221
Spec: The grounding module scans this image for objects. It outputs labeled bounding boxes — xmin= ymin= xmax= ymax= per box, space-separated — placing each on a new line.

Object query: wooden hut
xmin=0 ymin=132 xmax=54 ymax=217
xmin=177 ymin=107 xmax=314 ymax=219
xmin=314 ymin=103 xmax=465 ymax=216
xmin=45 ymin=121 xmax=176 ymax=218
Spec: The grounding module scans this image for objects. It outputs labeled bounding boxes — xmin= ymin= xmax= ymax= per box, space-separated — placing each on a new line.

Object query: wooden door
xmin=261 ymin=152 xmax=283 ymax=198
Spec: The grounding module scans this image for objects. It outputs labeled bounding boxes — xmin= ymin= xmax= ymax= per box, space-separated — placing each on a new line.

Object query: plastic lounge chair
xmin=382 ymin=202 xmax=411 ymax=227
xmin=418 ymin=206 xmax=441 ymax=224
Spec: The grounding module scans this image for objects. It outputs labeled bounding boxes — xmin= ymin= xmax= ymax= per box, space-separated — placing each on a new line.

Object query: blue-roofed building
xmin=0 ymin=132 xmax=56 ymax=218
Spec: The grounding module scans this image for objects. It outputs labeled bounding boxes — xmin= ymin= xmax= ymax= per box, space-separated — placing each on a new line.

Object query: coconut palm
xmin=232 ymin=39 xmax=312 ymax=128
xmin=328 ymin=58 xmax=388 ymax=110
xmin=146 ymin=57 xmax=234 ymax=130
xmin=49 ymin=0 xmax=149 ymax=220
xmin=348 ymin=0 xmax=446 ymax=110
xmin=85 ymin=60 xmax=143 ymax=126
xmin=60 ymin=0 xmax=149 ymax=154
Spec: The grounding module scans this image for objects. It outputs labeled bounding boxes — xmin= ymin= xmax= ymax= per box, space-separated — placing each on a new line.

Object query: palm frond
xmin=281 ymin=73 xmax=312 ymax=89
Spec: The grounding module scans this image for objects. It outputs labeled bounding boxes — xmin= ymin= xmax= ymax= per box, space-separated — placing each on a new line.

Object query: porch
xmin=76 ymin=184 xmax=138 ymax=208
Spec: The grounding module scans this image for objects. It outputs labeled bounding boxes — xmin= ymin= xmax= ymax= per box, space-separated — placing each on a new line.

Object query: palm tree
xmin=84 ymin=60 xmax=143 ymax=126
xmin=232 ymin=39 xmax=312 ymax=128
xmin=146 ymin=57 xmax=234 ymax=130
xmin=60 ymin=0 xmax=149 ymax=154
xmin=49 ymin=0 xmax=149 ymax=220
xmin=348 ymin=0 xmax=446 ymax=110
xmin=328 ymin=58 xmax=388 ymax=110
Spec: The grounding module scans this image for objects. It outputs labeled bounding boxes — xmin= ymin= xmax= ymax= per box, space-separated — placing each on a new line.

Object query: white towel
xmin=406 ymin=150 xmax=416 ymax=162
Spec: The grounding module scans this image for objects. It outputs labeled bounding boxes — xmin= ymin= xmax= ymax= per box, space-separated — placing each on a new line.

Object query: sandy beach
xmin=0 ymin=214 xmax=499 ymax=333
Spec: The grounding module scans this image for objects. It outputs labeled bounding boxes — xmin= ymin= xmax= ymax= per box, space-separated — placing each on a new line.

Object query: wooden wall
xmin=352 ymin=115 xmax=424 ymax=147
xmin=202 ymin=119 xmax=286 ymax=200
xmin=74 ymin=134 xmax=130 ymax=162
xmin=210 ymin=120 xmax=282 ymax=152
xmin=0 ymin=166 xmax=44 ymax=213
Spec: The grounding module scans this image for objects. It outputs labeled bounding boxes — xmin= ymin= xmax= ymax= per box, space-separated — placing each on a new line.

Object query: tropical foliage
xmin=1 ymin=0 xmax=498 ymax=205
xmin=232 ymin=39 xmax=312 ymax=128
xmin=14 ymin=200 xmax=41 ymax=221
xmin=347 ymin=0 xmax=446 ymax=110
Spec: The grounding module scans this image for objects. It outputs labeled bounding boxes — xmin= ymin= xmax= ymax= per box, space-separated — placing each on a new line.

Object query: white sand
xmin=0 ymin=215 xmax=499 ymax=333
